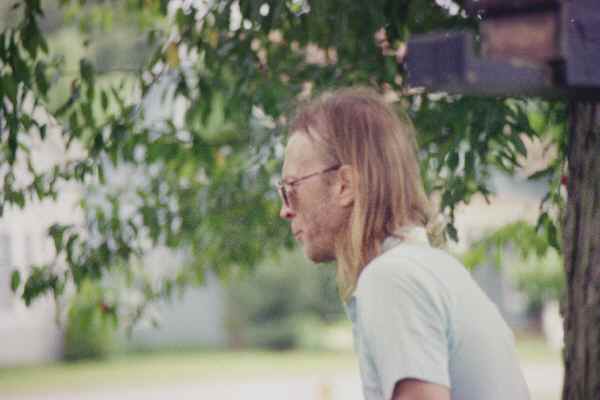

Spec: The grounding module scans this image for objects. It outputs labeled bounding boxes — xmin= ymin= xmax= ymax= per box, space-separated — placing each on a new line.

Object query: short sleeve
xmin=355 ymin=261 xmax=452 ymax=400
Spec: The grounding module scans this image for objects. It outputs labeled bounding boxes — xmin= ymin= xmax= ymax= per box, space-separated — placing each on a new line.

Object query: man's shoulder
xmin=355 ymin=243 xmax=466 ymax=298
xmin=365 ymin=242 xmax=460 ymax=277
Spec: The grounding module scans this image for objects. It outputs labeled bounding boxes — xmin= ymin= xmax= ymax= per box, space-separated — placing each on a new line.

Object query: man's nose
xmin=279 ymin=202 xmax=295 ymax=220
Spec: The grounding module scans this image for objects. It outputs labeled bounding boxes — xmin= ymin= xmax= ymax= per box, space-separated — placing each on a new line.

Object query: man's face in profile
xmin=279 ymin=132 xmax=342 ymax=264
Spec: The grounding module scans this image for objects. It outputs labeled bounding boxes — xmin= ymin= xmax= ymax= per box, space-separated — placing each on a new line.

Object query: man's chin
xmin=302 ymin=245 xmax=335 ymax=264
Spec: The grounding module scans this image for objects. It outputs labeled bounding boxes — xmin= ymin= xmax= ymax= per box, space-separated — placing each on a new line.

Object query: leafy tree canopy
xmin=2 ymin=0 xmax=565 ymax=326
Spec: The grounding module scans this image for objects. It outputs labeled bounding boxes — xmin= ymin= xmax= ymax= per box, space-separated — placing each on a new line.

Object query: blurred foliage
xmin=63 ymin=279 xmax=117 ymax=361
xmin=510 ymin=248 xmax=564 ymax=314
xmin=1 ymin=0 xmax=566 ymax=328
xmin=462 ymin=221 xmax=565 ymax=312
xmin=463 ymin=221 xmax=556 ymax=270
xmin=225 ymin=250 xmax=343 ymax=350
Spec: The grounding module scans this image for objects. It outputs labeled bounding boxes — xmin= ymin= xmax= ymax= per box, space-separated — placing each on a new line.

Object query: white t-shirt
xmin=345 ymin=228 xmax=530 ymax=400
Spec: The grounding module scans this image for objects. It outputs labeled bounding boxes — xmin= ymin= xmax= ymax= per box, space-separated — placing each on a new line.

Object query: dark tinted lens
xmin=278 ymin=185 xmax=289 ymax=207
xmin=283 ymin=186 xmax=290 ymax=206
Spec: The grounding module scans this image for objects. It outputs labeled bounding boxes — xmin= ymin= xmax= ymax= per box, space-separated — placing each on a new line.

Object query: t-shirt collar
xmin=381 ymin=225 xmax=430 ymax=253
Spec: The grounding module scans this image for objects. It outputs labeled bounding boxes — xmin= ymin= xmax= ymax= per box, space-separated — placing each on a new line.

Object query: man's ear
xmin=336 ymin=165 xmax=356 ymax=207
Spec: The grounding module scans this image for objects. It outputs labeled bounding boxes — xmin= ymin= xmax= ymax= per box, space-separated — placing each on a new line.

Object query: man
xmin=278 ymin=88 xmax=530 ymax=400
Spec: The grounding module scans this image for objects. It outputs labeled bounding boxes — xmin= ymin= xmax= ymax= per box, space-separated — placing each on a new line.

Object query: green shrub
xmin=225 ymin=250 xmax=344 ymax=350
xmin=63 ymin=280 xmax=117 ymax=361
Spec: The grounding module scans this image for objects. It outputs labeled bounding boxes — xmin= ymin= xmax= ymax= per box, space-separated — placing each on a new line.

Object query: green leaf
xmin=39 ymin=34 xmax=48 ymax=54
xmin=101 ymin=90 xmax=109 ymax=111
xmin=7 ymin=113 xmax=19 ymax=164
xmin=10 ymin=270 xmax=20 ymax=292
xmin=528 ymin=108 xmax=547 ymax=134
xmin=39 ymin=124 xmax=47 ymax=140
xmin=447 ymin=151 xmax=459 ymax=171
xmin=462 ymin=245 xmax=486 ymax=270
xmin=464 ymin=151 xmax=475 ymax=176
xmin=510 ymin=134 xmax=527 ymax=157
xmin=9 ymin=39 xmax=30 ymax=85
xmin=55 ymin=83 xmax=81 ymax=117
xmin=440 ymin=189 xmax=452 ymax=210
xmin=35 ymin=61 xmax=49 ymax=98
xmin=0 ymin=32 xmax=5 ymax=60
xmin=22 ymin=18 xmax=41 ymax=58
xmin=65 ymin=234 xmax=79 ymax=263
xmin=48 ymin=224 xmax=70 ymax=254
xmin=33 ymin=176 xmax=44 ymax=199
xmin=14 ymin=191 xmax=25 ymax=208
xmin=2 ymin=74 xmax=18 ymax=104
xmin=536 ymin=212 xmax=549 ymax=232
xmin=22 ymin=266 xmax=56 ymax=307
xmin=546 ymin=219 xmax=560 ymax=251
xmin=528 ymin=166 xmax=554 ymax=181
xmin=80 ymin=58 xmax=95 ymax=84
xmin=446 ymin=223 xmax=458 ymax=242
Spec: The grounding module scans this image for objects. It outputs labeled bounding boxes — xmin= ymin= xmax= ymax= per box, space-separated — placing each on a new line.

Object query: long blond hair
xmin=289 ymin=87 xmax=442 ymax=300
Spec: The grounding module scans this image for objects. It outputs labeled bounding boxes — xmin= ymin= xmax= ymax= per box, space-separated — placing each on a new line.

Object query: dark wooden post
xmin=406 ymin=1 xmax=600 ymax=399
xmin=562 ymin=3 xmax=600 ymax=398
xmin=563 ymin=101 xmax=600 ymax=400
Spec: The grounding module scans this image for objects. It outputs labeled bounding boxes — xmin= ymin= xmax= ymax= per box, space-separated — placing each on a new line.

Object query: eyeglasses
xmin=277 ymin=164 xmax=341 ymax=208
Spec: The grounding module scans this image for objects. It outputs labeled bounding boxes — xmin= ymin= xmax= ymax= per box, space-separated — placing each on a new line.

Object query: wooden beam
xmin=465 ymin=0 xmax=559 ymax=16
xmin=563 ymin=2 xmax=600 ymax=88
xmin=406 ymin=1 xmax=600 ymax=99
xmin=406 ymin=32 xmax=556 ymax=97
xmin=481 ymin=10 xmax=560 ymax=64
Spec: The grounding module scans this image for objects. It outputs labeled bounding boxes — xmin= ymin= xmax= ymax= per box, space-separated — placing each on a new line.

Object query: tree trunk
xmin=562 ymin=101 xmax=600 ymax=400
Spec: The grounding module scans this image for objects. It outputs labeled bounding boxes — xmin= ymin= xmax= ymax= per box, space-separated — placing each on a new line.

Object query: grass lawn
xmin=0 ymin=349 xmax=358 ymax=395
xmin=0 ymin=333 xmax=561 ymax=396
xmin=515 ymin=332 xmax=562 ymax=364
